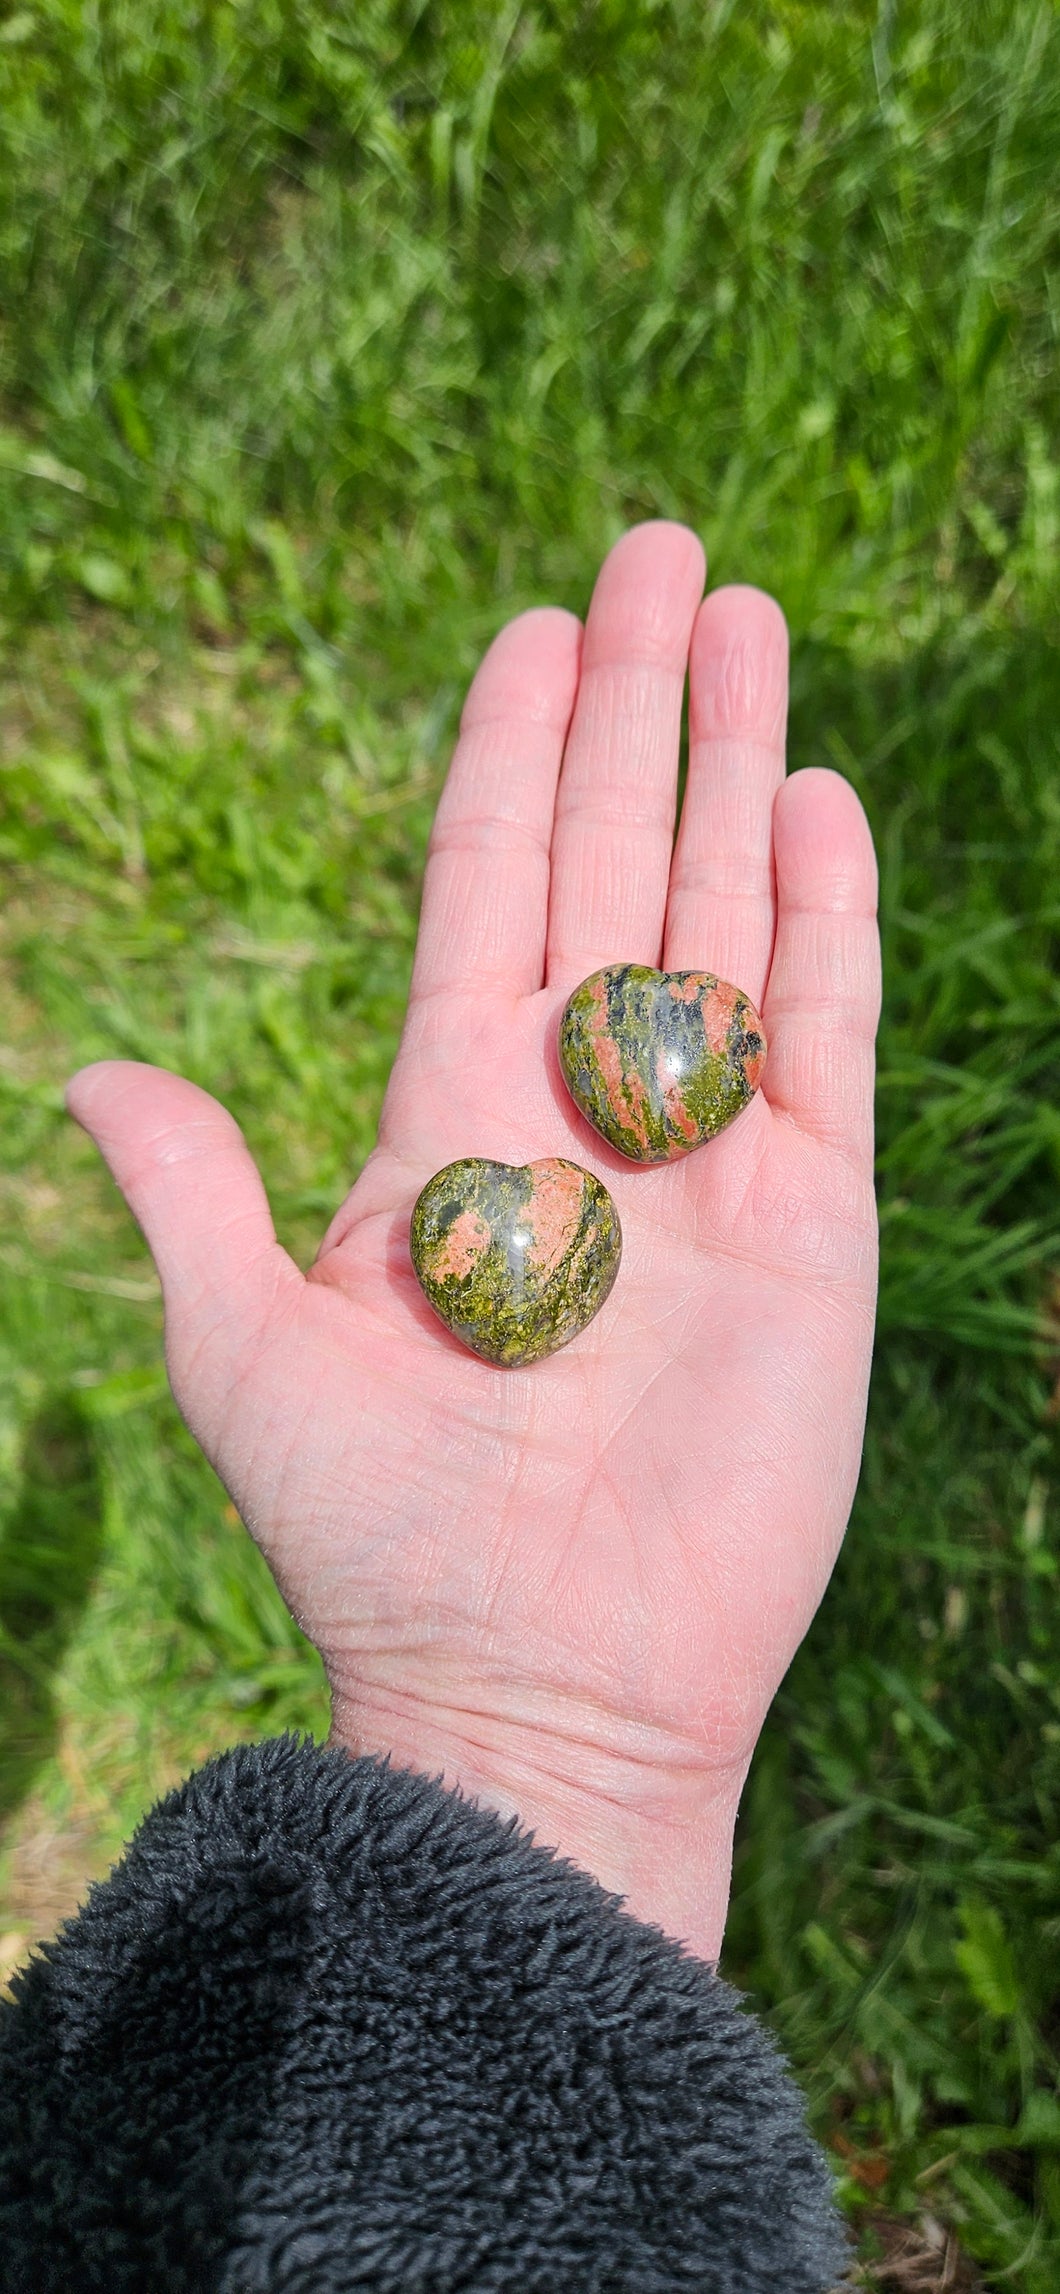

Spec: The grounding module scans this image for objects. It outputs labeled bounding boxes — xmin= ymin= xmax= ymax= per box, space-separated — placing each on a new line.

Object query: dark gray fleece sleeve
xmin=0 ymin=1734 xmax=846 ymax=2293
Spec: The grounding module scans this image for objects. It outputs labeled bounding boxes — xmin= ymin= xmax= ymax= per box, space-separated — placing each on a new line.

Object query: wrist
xmin=327 ymin=1674 xmax=748 ymax=1963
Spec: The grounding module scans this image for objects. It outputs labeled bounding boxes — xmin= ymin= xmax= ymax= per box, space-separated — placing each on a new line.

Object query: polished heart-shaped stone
xmin=410 ymin=1156 xmax=621 ymax=1366
xmin=559 ymin=963 xmax=766 ymax=1164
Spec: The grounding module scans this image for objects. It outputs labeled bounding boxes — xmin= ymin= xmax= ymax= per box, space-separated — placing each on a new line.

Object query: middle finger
xmin=544 ymin=521 xmax=705 ymax=990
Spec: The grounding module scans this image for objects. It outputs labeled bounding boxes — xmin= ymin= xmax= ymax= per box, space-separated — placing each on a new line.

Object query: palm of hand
xmin=70 ymin=527 xmax=879 ymax=1956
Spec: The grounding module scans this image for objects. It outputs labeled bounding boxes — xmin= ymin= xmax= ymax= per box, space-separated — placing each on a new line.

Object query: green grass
xmin=0 ymin=1 xmax=1058 ymax=2281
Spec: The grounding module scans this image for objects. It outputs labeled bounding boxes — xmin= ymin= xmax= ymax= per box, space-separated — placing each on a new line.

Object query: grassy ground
xmin=0 ymin=2 xmax=1058 ymax=2281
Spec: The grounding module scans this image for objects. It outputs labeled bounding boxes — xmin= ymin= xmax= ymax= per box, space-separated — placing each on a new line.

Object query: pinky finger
xmin=761 ymin=769 xmax=880 ymax=1165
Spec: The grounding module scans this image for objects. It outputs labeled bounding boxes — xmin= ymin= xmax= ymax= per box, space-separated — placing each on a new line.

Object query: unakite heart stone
xmin=410 ymin=1156 xmax=621 ymax=1366
xmin=559 ymin=963 xmax=766 ymax=1163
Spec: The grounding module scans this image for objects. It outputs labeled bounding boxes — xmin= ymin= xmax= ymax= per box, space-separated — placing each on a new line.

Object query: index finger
xmin=409 ymin=607 xmax=582 ymax=1005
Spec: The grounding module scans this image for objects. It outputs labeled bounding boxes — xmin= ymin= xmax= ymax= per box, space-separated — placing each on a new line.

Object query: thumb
xmin=66 ymin=1060 xmax=302 ymax=1423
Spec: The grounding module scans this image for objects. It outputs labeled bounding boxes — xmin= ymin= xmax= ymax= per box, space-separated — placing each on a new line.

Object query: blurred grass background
xmin=0 ymin=0 xmax=1057 ymax=2282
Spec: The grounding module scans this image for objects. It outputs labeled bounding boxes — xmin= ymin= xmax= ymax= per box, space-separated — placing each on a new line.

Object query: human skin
xmin=68 ymin=522 xmax=880 ymax=1964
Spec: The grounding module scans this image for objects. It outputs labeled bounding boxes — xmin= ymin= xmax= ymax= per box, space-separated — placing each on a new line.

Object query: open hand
xmin=69 ymin=524 xmax=880 ymax=1959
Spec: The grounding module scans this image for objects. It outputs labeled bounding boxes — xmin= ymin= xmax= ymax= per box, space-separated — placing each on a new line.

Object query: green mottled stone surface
xmin=559 ymin=963 xmax=767 ymax=1164
xmin=410 ymin=1156 xmax=621 ymax=1366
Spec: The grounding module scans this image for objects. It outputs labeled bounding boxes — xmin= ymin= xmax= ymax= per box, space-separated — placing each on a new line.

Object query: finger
xmin=409 ymin=607 xmax=582 ymax=1003
xmin=664 ymin=585 xmax=788 ymax=1007
xmin=545 ymin=522 xmax=705 ymax=988
xmin=65 ymin=1060 xmax=301 ymax=1407
xmin=761 ymin=770 xmax=880 ymax=1162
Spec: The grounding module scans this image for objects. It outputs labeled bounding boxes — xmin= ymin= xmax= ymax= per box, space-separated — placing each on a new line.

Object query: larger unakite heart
xmin=410 ymin=1157 xmax=622 ymax=1366
xmin=559 ymin=963 xmax=767 ymax=1163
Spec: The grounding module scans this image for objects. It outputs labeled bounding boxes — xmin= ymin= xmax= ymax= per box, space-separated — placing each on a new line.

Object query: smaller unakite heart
xmin=559 ymin=963 xmax=766 ymax=1164
xmin=410 ymin=1157 xmax=621 ymax=1366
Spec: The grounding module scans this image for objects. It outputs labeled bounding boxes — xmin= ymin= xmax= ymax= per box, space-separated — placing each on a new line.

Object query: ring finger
xmin=663 ymin=584 xmax=788 ymax=1011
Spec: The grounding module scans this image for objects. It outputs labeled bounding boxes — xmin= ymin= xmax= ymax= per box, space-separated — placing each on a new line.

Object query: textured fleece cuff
xmin=0 ymin=1733 xmax=847 ymax=2292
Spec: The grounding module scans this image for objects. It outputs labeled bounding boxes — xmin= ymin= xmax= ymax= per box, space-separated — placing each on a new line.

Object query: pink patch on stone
xmin=743 ymin=1036 xmax=767 ymax=1091
xmin=623 ymin=1064 xmax=652 ymax=1146
xmin=588 ymin=973 xmax=650 ymax=1151
xmin=703 ymin=981 xmax=741 ymax=1057
xmin=524 ymin=1159 xmax=585 ymax=1277
xmin=431 ymin=1207 xmax=492 ymax=1282
xmin=668 ymin=975 xmax=703 ymax=1005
